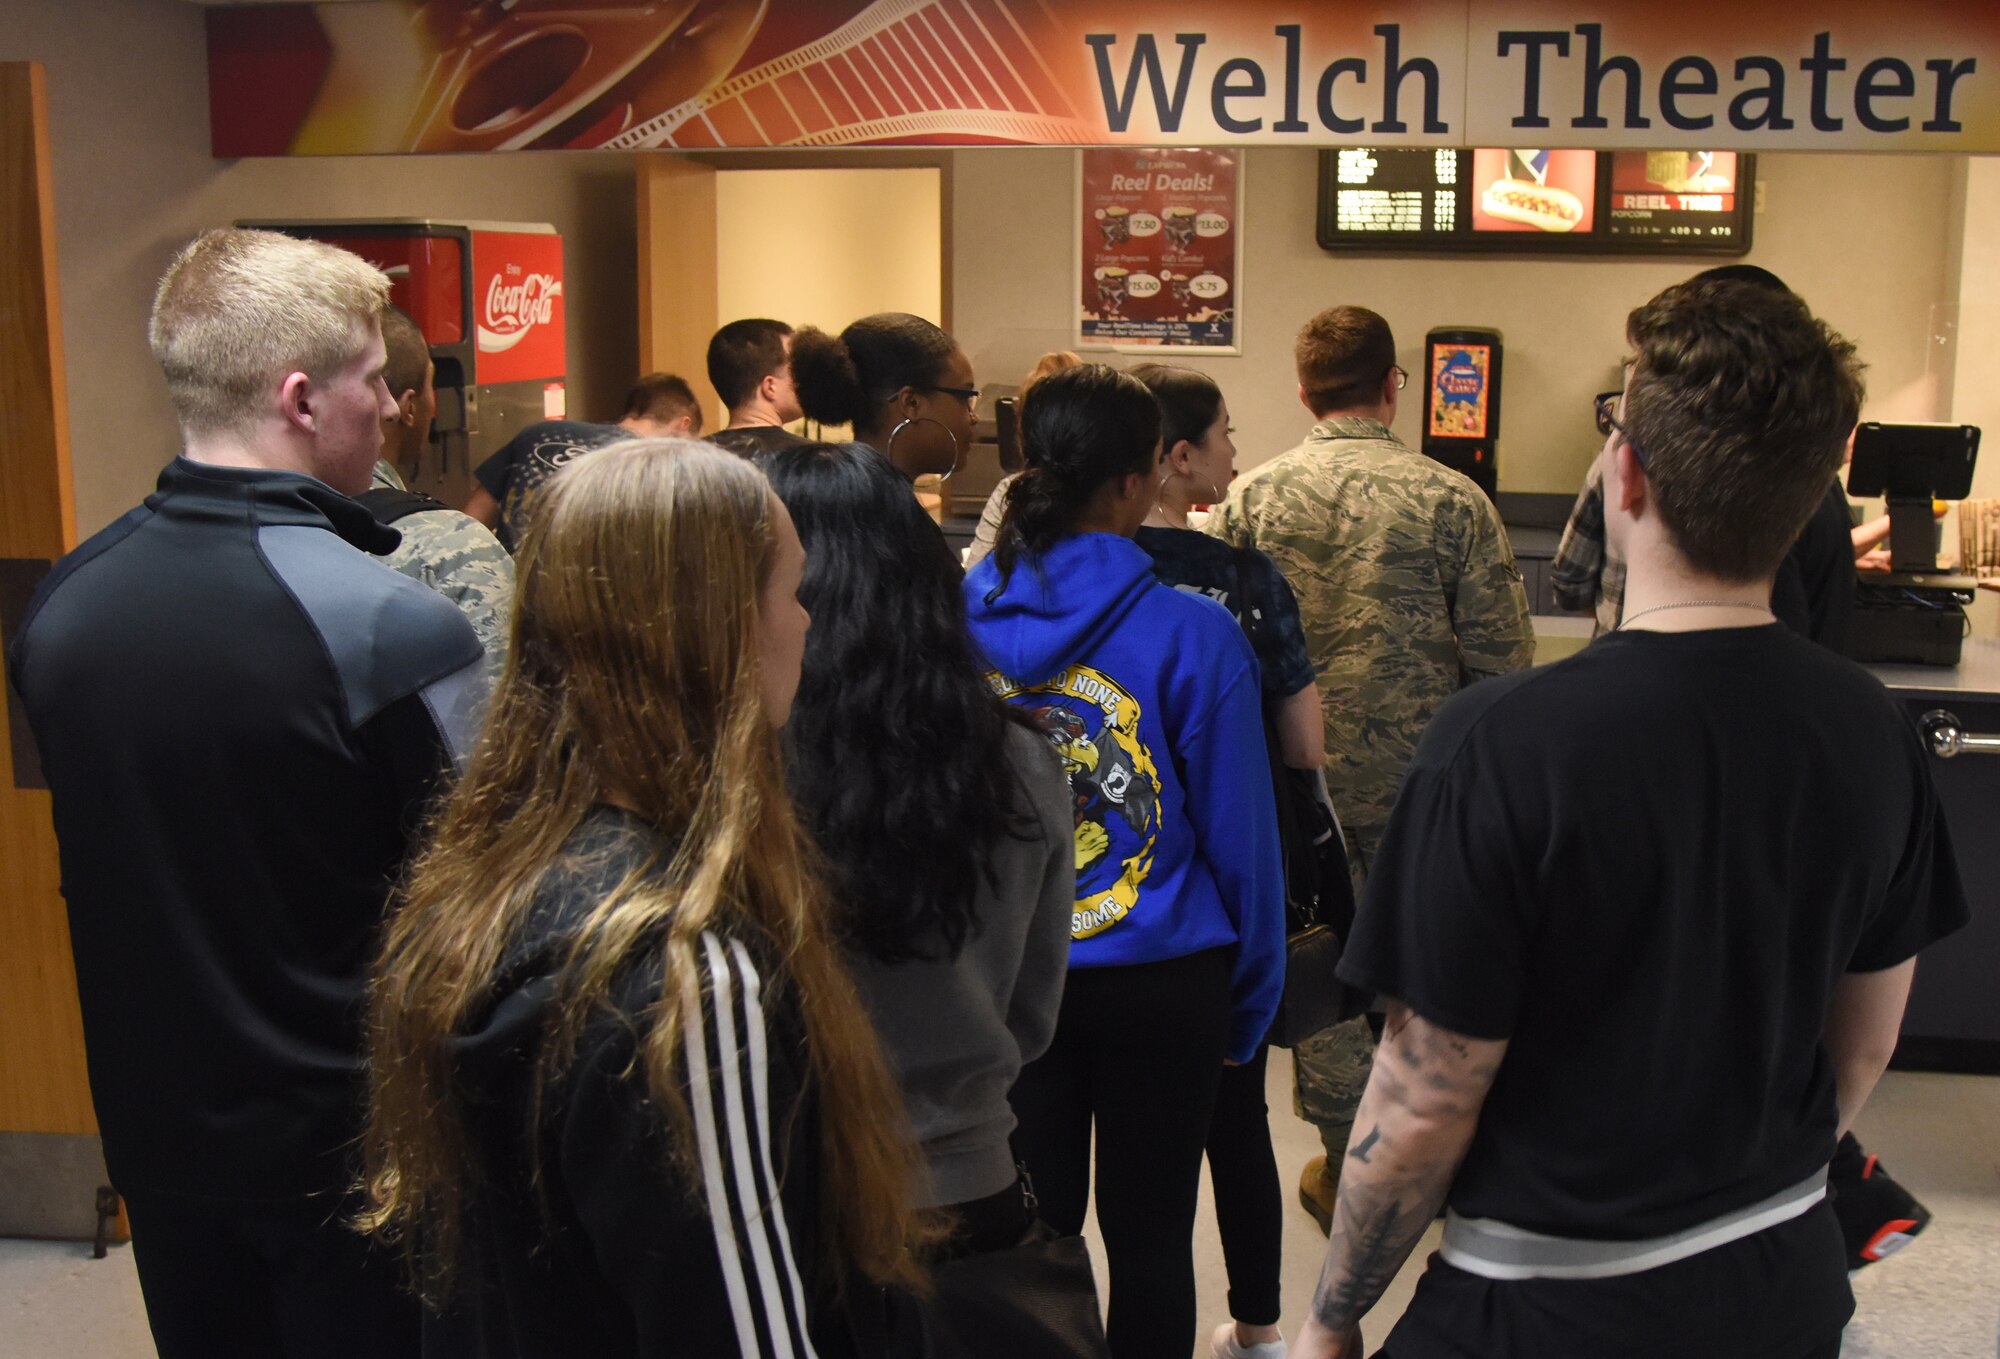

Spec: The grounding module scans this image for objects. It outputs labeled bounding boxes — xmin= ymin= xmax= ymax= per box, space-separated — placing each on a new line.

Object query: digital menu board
xmin=1318 ymin=148 xmax=1753 ymax=255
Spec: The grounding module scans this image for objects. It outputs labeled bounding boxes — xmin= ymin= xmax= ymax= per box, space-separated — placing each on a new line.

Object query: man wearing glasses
xmin=1208 ymin=304 xmax=1533 ymax=1233
xmin=1292 ymin=277 xmax=1966 ymax=1359
xmin=1553 ymin=264 xmax=1857 ymax=649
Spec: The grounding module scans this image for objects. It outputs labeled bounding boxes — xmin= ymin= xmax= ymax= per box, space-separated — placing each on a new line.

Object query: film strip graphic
xmin=600 ymin=0 xmax=1101 ymax=150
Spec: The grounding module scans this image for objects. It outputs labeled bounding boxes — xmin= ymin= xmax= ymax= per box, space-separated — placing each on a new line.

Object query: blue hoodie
xmin=965 ymin=533 xmax=1284 ymax=1062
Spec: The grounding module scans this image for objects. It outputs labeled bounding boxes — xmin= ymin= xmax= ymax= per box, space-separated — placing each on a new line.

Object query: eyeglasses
xmin=925 ymin=385 xmax=980 ymax=413
xmin=1593 ymin=390 xmax=1648 ymax=468
xmin=1386 ymin=365 xmax=1408 ymax=391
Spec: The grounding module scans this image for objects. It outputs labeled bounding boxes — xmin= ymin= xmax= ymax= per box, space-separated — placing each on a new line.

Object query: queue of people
xmin=3 ymin=226 xmax=1968 ymax=1359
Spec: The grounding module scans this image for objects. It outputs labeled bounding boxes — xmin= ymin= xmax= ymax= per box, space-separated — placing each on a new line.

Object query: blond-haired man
xmin=9 ymin=229 xmax=484 ymax=1358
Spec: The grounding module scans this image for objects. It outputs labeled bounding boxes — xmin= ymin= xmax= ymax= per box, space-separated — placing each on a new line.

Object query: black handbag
xmin=925 ymin=1218 xmax=1110 ymax=1359
xmin=1232 ymin=553 xmax=1364 ymax=1048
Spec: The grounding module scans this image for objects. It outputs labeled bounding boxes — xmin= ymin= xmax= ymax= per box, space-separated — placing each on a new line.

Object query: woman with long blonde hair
xmin=362 ymin=440 xmax=926 ymax=1358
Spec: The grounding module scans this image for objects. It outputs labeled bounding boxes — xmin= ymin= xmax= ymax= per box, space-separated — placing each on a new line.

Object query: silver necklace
xmin=1619 ymin=600 xmax=1773 ymax=630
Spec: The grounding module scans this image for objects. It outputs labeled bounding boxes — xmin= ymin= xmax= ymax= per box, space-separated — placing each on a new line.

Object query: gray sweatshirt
xmin=846 ymin=723 xmax=1076 ymax=1208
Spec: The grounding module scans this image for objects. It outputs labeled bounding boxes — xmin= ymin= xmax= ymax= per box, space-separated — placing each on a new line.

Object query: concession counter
xmin=1869 ymin=640 xmax=2000 ymax=1071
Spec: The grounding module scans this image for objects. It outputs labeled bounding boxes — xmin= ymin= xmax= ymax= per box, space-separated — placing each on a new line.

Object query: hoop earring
xmin=887 ymin=416 xmax=963 ymax=482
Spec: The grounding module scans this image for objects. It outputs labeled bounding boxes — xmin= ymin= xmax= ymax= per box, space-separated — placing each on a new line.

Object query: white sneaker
xmin=1209 ymin=1321 xmax=1288 ymax=1359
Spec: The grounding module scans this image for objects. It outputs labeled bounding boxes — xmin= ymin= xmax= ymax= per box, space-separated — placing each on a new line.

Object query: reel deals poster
xmin=1080 ymin=149 xmax=1240 ymax=354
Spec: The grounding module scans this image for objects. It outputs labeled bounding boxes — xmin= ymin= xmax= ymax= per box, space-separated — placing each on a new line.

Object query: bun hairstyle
xmin=790 ymin=312 xmax=957 ymax=430
xmin=993 ymin=363 xmax=1161 ymax=584
xmin=1127 ymin=363 xmax=1222 ymax=454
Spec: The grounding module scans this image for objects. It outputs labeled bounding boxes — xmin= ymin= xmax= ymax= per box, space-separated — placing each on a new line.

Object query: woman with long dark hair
xmin=964 ymin=365 xmax=1286 ymax=1359
xmin=758 ymin=441 xmax=1074 ymax=1250
xmin=790 ymin=313 xmax=979 ymax=482
xmin=361 ymin=440 xmax=928 ymax=1358
xmin=1132 ymin=363 xmax=1326 ymax=1359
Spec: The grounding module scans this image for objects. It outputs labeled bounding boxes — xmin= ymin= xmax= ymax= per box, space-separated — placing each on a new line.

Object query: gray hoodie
xmin=845 ymin=723 xmax=1076 ymax=1208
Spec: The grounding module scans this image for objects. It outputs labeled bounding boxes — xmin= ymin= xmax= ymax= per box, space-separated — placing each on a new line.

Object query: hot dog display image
xmin=1479 ymin=179 xmax=1585 ymax=232
xmin=1470 ymin=149 xmax=1598 ymax=235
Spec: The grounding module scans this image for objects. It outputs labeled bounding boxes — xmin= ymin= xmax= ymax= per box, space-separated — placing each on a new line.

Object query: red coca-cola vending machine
xmin=238 ymin=219 xmax=566 ymax=506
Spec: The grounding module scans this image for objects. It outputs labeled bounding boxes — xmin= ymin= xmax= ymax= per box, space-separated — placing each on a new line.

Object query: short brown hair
xmin=1296 ymin=306 xmax=1396 ymax=414
xmin=1625 ymin=280 xmax=1865 ymax=582
xmin=380 ymin=306 xmax=431 ymax=401
xmin=149 ymin=228 xmax=389 ymax=438
xmin=622 ymin=373 xmax=703 ymax=432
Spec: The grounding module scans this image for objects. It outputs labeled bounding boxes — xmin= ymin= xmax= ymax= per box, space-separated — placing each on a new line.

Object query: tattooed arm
xmin=1292 ymin=1000 xmax=1508 ymax=1359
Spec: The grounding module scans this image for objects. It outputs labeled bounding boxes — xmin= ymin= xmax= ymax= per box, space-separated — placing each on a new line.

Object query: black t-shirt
xmin=706 ymin=424 xmax=808 ymax=458
xmin=1772 ymin=482 xmax=1856 ymax=654
xmin=475 ymin=419 xmax=627 ymax=550
xmin=1338 ymin=624 xmax=1967 ymax=1357
xmin=1134 ymin=525 xmax=1315 ymax=698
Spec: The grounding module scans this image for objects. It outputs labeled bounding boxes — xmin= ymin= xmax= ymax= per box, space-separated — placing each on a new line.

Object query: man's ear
xmin=1611 ymin=441 xmax=1649 ymax=517
xmin=394 ymin=389 xmax=419 ymax=429
xmin=758 ymin=371 xmax=782 ymax=404
xmin=1297 ymin=382 xmax=1315 ymax=416
xmin=670 ymin=413 xmax=697 ymax=438
xmin=280 ymin=371 xmax=315 ymax=436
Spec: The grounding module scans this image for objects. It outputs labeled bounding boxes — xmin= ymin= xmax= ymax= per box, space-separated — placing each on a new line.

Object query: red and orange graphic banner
xmin=207 ymin=1 xmax=2000 ymax=156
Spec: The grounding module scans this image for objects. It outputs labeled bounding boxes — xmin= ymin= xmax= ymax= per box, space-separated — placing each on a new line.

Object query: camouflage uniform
xmin=1207 ymin=417 xmax=1534 ymax=1160
xmin=370 ymin=462 xmax=515 ymax=684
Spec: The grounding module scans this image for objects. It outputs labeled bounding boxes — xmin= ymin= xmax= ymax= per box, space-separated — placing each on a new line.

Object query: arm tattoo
xmin=1310 ymin=1173 xmax=1451 ymax=1333
xmin=1308 ymin=1004 xmax=1505 ymax=1335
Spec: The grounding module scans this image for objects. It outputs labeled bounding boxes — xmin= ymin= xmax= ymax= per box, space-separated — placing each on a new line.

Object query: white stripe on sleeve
xmin=693 ymin=931 xmax=820 ymax=1359
xmin=680 ymin=953 xmax=759 ymax=1351
xmin=728 ymin=935 xmax=818 ymax=1343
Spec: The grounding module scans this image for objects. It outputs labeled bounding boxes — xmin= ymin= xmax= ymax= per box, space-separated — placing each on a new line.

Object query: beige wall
xmin=950 ymin=148 xmax=1961 ymax=496
xmin=2 ymin=0 xmax=1983 ymax=535
xmin=7 ymin=0 xmax=643 ymax=537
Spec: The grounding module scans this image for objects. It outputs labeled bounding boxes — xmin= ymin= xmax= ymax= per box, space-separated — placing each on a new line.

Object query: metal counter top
xmin=1865 ymin=638 xmax=2000 ymax=701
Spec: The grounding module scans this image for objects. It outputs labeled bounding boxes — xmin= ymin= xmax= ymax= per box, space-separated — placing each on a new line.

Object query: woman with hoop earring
xmin=1132 ymin=363 xmax=1327 ymax=1359
xmin=789 ymin=312 xmax=979 ymax=484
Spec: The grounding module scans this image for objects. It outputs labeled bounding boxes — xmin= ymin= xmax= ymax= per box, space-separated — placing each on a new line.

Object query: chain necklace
xmin=1619 ymin=600 xmax=1773 ymax=630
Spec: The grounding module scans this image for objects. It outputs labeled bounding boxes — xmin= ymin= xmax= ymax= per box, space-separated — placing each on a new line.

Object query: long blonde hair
xmin=362 ymin=439 xmax=927 ymax=1296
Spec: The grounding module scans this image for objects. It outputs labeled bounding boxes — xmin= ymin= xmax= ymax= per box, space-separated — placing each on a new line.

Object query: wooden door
xmin=0 ymin=60 xmax=104 ymax=1241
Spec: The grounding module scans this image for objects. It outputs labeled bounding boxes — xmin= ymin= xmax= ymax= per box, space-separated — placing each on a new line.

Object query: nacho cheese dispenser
xmin=1421 ymin=326 xmax=1503 ymax=500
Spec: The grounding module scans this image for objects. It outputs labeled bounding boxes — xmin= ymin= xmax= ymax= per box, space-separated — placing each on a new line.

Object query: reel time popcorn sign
xmin=1080 ymin=148 xmax=1240 ymax=353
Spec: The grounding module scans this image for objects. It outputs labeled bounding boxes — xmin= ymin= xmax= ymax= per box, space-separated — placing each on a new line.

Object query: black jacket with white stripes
xmin=429 ymin=807 xmax=856 ymax=1359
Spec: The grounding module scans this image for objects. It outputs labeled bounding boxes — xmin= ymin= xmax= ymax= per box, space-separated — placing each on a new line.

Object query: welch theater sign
xmin=207 ymin=0 xmax=2000 ymax=156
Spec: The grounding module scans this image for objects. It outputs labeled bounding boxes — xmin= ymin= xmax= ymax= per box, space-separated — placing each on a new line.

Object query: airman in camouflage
xmin=370 ymin=306 xmax=514 ymax=683
xmin=369 ymin=462 xmax=514 ymax=684
xmin=1206 ymin=305 xmax=1534 ymax=1227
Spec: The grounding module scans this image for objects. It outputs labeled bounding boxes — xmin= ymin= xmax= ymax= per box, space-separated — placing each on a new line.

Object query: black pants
xmin=1010 ymin=947 xmax=1233 ymax=1359
xmin=1206 ymin=1043 xmax=1282 ymax=1325
xmin=121 ymin=1186 xmax=420 ymax=1359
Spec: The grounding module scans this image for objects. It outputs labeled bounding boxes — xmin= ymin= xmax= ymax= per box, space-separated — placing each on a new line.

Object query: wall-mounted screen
xmin=1318 ymin=148 xmax=1753 ymax=255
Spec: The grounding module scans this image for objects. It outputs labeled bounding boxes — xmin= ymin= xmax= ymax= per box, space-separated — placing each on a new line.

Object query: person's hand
xmin=1857 ymin=547 xmax=1892 ymax=574
xmin=1292 ymin=1315 xmax=1365 ymax=1359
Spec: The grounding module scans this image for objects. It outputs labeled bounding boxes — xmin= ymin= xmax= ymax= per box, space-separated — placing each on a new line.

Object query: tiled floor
xmin=6 ymin=1061 xmax=1997 ymax=1357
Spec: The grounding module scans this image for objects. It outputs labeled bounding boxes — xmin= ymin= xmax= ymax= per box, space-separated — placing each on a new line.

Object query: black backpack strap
xmin=355 ymin=485 xmax=451 ymax=527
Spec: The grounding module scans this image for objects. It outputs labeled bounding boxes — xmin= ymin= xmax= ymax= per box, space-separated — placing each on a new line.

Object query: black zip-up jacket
xmin=7 ymin=458 xmax=486 ymax=1199
xmin=428 ymin=808 xmax=856 ymax=1359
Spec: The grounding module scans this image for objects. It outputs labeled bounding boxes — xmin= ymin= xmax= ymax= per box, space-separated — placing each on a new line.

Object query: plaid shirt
xmin=1551 ymin=461 xmax=1625 ymax=634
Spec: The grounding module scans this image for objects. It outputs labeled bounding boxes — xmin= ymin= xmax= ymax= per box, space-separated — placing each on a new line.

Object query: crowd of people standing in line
xmin=5 ymin=226 xmax=1968 ymax=1359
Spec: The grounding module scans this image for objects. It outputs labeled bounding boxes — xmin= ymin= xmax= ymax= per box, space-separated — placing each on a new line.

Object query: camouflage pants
xmin=1292 ymin=1014 xmax=1377 ymax=1162
xmin=1294 ymin=821 xmax=1379 ymax=1162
